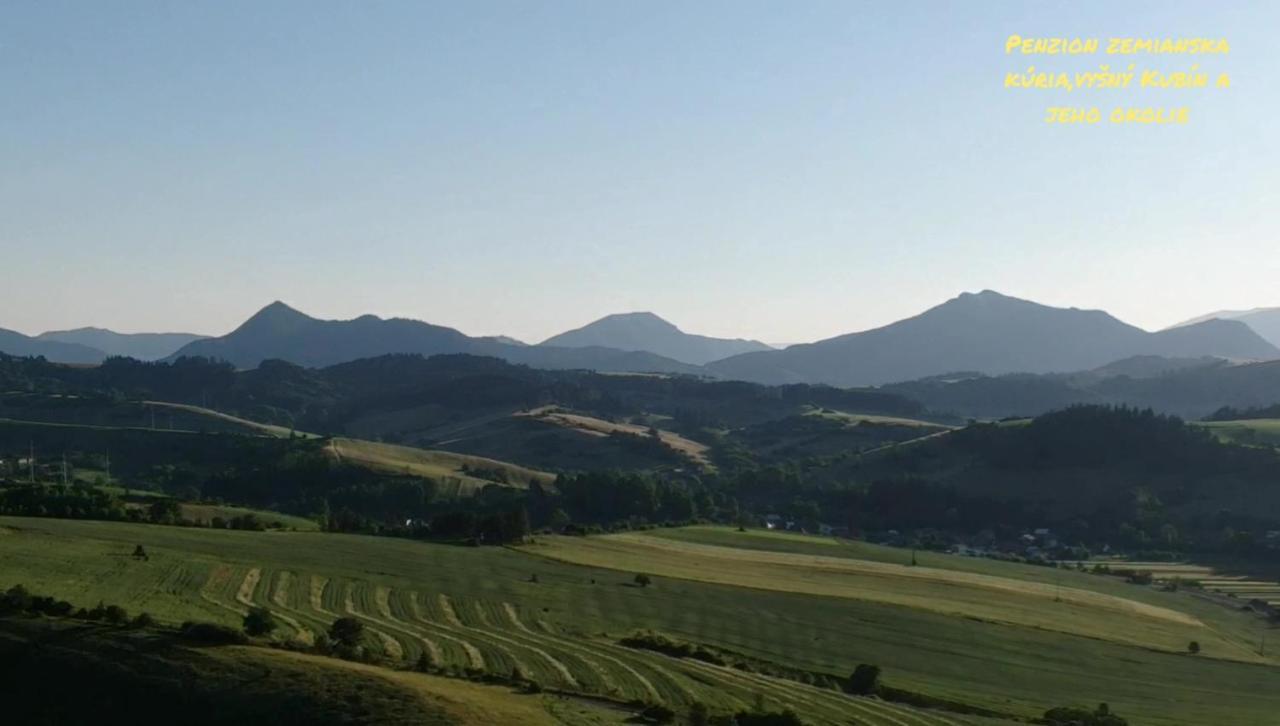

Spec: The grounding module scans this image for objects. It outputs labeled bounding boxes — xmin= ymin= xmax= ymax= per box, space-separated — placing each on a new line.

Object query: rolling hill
xmin=165 ymin=302 xmax=703 ymax=375
xmin=541 ymin=312 xmax=772 ymax=365
xmin=707 ymin=290 xmax=1279 ymax=387
xmin=37 ymin=327 xmax=206 ymax=361
xmin=0 ymin=327 xmax=105 ymax=364
xmin=885 ymin=357 xmax=1280 ymax=420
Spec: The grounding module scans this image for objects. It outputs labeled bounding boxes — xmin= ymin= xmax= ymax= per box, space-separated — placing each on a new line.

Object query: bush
xmin=178 ymin=620 xmax=249 ymax=645
xmin=1044 ymin=703 xmax=1128 ymax=726
xmin=619 ymin=631 xmax=726 ymax=666
xmin=634 ymin=573 xmax=652 ymax=588
xmin=640 ymin=704 xmax=676 ymax=724
xmin=1 ymin=584 xmax=33 ymax=613
xmin=733 ymin=709 xmax=804 ymax=726
xmin=329 ymin=616 xmax=364 ymax=647
xmin=131 ymin=612 xmax=156 ymax=629
xmin=845 ymin=663 xmax=881 ymax=695
xmin=243 ymin=606 xmax=279 ymax=637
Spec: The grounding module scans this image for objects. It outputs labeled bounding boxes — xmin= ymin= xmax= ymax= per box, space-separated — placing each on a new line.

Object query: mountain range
xmin=6 ymin=292 xmax=1279 ymax=390
xmin=164 ymin=302 xmax=705 ymax=375
xmin=37 ymin=328 xmax=207 ymax=361
xmin=0 ymin=328 xmax=107 ymax=364
xmin=706 ymin=291 xmax=1278 ymax=387
xmin=540 ymin=312 xmax=772 ymax=365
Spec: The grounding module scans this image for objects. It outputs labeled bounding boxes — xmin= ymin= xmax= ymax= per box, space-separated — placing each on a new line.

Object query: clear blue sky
xmin=2 ymin=1 xmax=1276 ymax=343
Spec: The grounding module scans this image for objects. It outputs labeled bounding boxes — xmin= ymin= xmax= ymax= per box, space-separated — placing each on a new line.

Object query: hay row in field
xmin=199 ymin=567 xmax=943 ymax=725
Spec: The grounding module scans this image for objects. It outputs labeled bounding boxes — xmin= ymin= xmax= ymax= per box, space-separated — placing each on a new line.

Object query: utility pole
xmin=28 ymin=441 xmax=34 ymax=483
xmin=62 ymin=452 xmax=68 ymax=486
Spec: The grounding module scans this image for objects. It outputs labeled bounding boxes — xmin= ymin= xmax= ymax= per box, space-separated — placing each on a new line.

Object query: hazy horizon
xmin=4 ymin=1 xmax=1277 ymax=342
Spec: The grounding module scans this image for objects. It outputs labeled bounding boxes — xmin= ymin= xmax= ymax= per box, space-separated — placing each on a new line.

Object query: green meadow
xmin=2 ymin=517 xmax=1279 ymax=725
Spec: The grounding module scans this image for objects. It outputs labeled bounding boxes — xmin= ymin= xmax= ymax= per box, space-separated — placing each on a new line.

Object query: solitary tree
xmin=243 ymin=606 xmax=278 ymax=637
xmin=845 ymin=663 xmax=881 ymax=695
xmin=1188 ymin=640 xmax=1201 ymax=655
xmin=634 ymin=573 xmax=652 ymax=588
xmin=132 ymin=544 xmax=148 ymax=561
xmin=329 ymin=616 xmax=365 ymax=647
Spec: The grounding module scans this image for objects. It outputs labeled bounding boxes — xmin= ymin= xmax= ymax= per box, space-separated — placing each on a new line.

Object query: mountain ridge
xmin=36 ymin=327 xmax=206 ymax=361
xmin=706 ymin=290 xmax=1279 ymax=387
xmin=165 ymin=302 xmax=705 ymax=375
xmin=540 ymin=311 xmax=773 ymax=365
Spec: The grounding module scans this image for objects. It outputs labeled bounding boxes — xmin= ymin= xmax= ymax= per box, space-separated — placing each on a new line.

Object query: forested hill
xmin=804 ymin=405 xmax=1280 ymax=545
xmin=0 ymin=352 xmax=932 ymax=435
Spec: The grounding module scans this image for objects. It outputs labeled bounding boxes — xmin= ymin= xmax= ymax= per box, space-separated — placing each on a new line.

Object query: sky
xmin=2 ymin=1 xmax=1277 ymax=344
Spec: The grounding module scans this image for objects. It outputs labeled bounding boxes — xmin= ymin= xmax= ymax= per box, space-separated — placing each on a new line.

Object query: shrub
xmin=845 ymin=663 xmax=881 ymax=695
xmin=131 ymin=612 xmax=156 ymax=629
xmin=733 ymin=709 xmax=804 ymax=726
xmin=329 ymin=616 xmax=364 ymax=647
xmin=640 ymin=704 xmax=675 ymax=724
xmin=243 ymin=606 xmax=279 ymax=637
xmin=634 ymin=573 xmax=652 ymax=588
xmin=1044 ymin=703 xmax=1128 ymax=726
xmin=178 ymin=620 xmax=249 ymax=645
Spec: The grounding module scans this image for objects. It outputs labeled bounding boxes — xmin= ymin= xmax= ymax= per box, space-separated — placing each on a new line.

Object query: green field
xmin=2 ymin=518 xmax=1279 ymax=725
xmin=0 ymin=616 xmax=618 ymax=725
xmin=1196 ymin=419 xmax=1280 ymax=448
xmin=328 ymin=437 xmax=556 ymax=497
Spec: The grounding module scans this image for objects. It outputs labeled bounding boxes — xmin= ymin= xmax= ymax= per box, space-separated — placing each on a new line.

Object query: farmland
xmin=516 ymin=407 xmax=713 ymax=469
xmin=1196 ymin=418 xmax=1280 ymax=449
xmin=327 ymin=437 xmax=556 ymax=497
xmin=0 ymin=616 xmax=615 ymax=725
xmin=3 ymin=518 xmax=1280 ymax=724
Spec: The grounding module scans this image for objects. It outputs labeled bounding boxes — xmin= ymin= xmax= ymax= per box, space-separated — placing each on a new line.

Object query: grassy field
xmin=2 ymin=518 xmax=1280 ymax=725
xmin=1195 ymin=419 xmax=1280 ymax=448
xmin=805 ymin=407 xmax=955 ymax=429
xmin=179 ymin=502 xmax=321 ymax=531
xmin=516 ymin=407 xmax=712 ymax=468
xmin=328 ymin=438 xmax=555 ymax=497
xmin=0 ymin=617 xmax=615 ymax=725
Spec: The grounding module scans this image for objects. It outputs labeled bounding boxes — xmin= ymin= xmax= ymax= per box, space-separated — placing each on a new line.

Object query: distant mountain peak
xmin=240 ymin=301 xmax=314 ymax=326
xmin=708 ymin=291 xmax=1278 ymax=387
xmin=540 ymin=312 xmax=772 ymax=365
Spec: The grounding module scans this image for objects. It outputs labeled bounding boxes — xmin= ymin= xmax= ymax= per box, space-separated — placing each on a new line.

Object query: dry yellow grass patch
xmin=517 ymin=408 xmax=711 ymax=467
xmin=328 ymin=437 xmax=554 ymax=495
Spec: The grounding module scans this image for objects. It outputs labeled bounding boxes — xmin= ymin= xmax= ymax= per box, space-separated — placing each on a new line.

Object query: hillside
xmin=886 ymin=357 xmax=1280 ymax=419
xmin=541 ymin=312 xmax=772 ymax=365
xmin=1172 ymin=307 xmax=1280 ymax=348
xmin=3 ymin=517 xmax=1280 ymax=725
xmin=0 ymin=617 xmax=587 ymax=725
xmin=812 ymin=405 xmax=1280 ymax=541
xmin=707 ymin=291 xmax=1279 ymax=387
xmin=164 ymin=302 xmax=702 ymax=375
xmin=37 ymin=327 xmax=206 ymax=361
xmin=0 ymin=327 xmax=105 ymax=364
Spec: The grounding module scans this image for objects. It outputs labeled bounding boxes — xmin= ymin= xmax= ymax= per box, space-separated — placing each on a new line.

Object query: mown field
xmin=2 ymin=518 xmax=1280 ymax=725
xmin=327 ymin=437 xmax=555 ymax=497
xmin=0 ymin=616 xmax=617 ymax=725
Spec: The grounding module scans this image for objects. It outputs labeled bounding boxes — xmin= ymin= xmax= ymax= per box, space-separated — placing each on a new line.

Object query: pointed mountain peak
xmin=596 ymin=311 xmax=681 ymax=331
xmin=234 ymin=301 xmax=316 ymax=333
